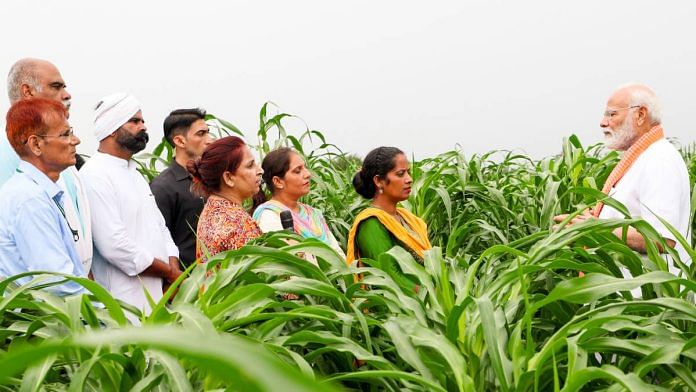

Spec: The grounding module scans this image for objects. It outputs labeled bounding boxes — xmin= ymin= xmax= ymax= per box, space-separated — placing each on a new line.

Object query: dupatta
xmin=253 ymin=200 xmax=333 ymax=245
xmin=346 ymin=207 xmax=431 ymax=264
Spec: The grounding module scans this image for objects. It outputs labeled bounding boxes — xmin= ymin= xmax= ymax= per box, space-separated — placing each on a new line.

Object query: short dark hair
xmin=163 ymin=108 xmax=206 ymax=147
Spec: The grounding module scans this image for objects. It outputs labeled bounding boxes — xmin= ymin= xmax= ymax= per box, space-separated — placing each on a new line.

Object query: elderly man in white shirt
xmin=80 ymin=93 xmax=182 ymax=315
xmin=555 ymin=84 xmax=690 ymax=277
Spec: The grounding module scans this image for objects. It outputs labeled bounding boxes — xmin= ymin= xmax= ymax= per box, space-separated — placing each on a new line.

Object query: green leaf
xmin=476 ymin=295 xmax=512 ymax=391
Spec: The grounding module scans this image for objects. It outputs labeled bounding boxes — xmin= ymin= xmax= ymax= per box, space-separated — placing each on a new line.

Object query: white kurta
xmin=599 ymin=139 xmax=691 ymax=275
xmin=57 ymin=167 xmax=93 ymax=273
xmin=80 ymin=152 xmax=178 ymax=314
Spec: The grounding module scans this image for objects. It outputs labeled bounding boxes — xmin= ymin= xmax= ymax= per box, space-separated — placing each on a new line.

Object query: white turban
xmin=93 ymin=92 xmax=141 ymax=142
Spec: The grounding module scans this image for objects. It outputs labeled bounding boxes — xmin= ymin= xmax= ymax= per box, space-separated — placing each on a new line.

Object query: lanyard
xmin=16 ymin=168 xmax=80 ymax=242
xmin=61 ymin=170 xmax=85 ymax=234
xmin=53 ymin=198 xmax=80 ymax=242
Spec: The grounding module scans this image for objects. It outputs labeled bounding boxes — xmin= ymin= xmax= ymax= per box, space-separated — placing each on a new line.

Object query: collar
xmin=17 ymin=160 xmax=63 ymax=202
xmin=93 ymin=151 xmax=132 ymax=169
xmin=170 ymin=159 xmax=192 ymax=182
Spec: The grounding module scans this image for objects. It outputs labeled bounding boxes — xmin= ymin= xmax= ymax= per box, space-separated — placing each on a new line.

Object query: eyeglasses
xmin=603 ymin=105 xmax=641 ymax=119
xmin=37 ymin=127 xmax=75 ymax=140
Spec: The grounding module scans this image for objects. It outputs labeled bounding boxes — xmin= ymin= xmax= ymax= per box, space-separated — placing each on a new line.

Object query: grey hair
xmin=6 ymin=58 xmax=42 ymax=103
xmin=617 ymin=83 xmax=662 ymax=125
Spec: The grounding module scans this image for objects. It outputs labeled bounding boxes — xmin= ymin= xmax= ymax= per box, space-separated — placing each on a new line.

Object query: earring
xmin=278 ymin=185 xmax=284 ymax=190
xmin=378 ymin=187 xmax=384 ymax=194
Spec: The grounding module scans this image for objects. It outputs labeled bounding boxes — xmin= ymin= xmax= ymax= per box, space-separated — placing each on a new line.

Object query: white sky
xmin=1 ymin=1 xmax=695 ymax=159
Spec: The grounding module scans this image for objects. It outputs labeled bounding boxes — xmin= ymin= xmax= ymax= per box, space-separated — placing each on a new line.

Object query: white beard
xmin=604 ymin=118 xmax=638 ymax=151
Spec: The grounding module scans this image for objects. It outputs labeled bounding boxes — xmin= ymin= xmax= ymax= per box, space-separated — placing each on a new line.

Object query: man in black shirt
xmin=150 ymin=108 xmax=212 ymax=267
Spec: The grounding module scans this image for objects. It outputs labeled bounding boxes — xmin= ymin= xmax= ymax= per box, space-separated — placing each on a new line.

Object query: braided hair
xmin=352 ymin=146 xmax=404 ymax=199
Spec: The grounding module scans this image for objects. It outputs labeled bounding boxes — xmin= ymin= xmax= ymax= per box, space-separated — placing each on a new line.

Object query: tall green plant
xmin=6 ymin=102 xmax=694 ymax=390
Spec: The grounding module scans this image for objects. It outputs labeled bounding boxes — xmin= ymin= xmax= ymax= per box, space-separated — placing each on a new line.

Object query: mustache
xmin=116 ymin=128 xmax=149 ymax=154
xmin=134 ymin=130 xmax=149 ymax=143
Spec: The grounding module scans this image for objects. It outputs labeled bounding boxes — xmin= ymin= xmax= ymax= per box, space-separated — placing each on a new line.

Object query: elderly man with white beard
xmin=554 ymin=84 xmax=690 ymax=276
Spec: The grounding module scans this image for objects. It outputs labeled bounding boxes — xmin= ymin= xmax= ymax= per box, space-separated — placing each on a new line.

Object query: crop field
xmin=0 ymin=104 xmax=695 ymax=391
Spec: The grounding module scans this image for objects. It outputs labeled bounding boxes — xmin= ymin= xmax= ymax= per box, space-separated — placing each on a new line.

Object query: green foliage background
xmin=1 ymin=103 xmax=694 ymax=391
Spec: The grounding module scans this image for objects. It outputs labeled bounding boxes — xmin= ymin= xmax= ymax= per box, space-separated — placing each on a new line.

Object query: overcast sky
xmin=1 ymin=1 xmax=695 ymax=159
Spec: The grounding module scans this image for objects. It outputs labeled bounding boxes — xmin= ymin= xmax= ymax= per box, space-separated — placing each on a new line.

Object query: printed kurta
xmin=196 ymin=196 xmax=262 ymax=263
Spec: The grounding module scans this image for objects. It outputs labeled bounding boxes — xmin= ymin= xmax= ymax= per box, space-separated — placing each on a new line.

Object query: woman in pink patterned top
xmin=187 ymin=136 xmax=264 ymax=263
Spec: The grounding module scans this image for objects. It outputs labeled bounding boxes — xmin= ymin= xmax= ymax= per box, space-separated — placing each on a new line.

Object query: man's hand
xmin=143 ymin=257 xmax=182 ymax=283
xmin=553 ymin=209 xmax=595 ymax=229
xmin=612 ymin=226 xmax=676 ymax=254
xmin=162 ymin=257 xmax=183 ymax=300
xmin=554 ymin=210 xmax=675 ymax=254
xmin=166 ymin=257 xmax=183 ymax=283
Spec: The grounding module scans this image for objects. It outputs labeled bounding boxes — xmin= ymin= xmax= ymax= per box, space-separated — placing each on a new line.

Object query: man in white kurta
xmin=597 ymin=138 xmax=690 ymax=275
xmin=80 ymin=93 xmax=182 ymax=314
xmin=555 ymin=84 xmax=690 ymax=277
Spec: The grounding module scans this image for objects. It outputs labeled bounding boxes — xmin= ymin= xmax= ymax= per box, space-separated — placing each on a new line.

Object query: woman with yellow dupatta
xmin=346 ymin=146 xmax=431 ymax=293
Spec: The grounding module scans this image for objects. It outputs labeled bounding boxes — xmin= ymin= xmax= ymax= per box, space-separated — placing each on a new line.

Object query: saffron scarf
xmin=252 ymin=200 xmax=333 ymax=245
xmin=593 ymin=125 xmax=664 ymax=217
xmin=346 ymin=207 xmax=432 ymax=264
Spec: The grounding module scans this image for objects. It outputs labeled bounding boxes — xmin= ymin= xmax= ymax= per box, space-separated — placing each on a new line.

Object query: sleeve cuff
xmin=133 ymin=250 xmax=155 ymax=275
xmin=166 ymin=243 xmax=179 ymax=259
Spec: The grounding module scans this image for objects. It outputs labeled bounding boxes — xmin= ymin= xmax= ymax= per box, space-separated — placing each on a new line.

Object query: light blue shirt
xmin=0 ymin=160 xmax=86 ymax=295
xmin=1 ymin=132 xmax=86 ymax=239
xmin=0 ymin=132 xmax=20 ymax=187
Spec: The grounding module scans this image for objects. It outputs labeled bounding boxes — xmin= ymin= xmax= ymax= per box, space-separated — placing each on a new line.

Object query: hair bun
xmin=352 ymin=146 xmax=403 ymax=199
xmin=352 ymin=170 xmax=374 ymax=199
xmin=187 ymin=159 xmax=203 ymax=182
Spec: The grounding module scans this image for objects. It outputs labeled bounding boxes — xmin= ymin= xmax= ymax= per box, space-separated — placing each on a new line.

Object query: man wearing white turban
xmin=80 ymin=93 xmax=182 ymax=316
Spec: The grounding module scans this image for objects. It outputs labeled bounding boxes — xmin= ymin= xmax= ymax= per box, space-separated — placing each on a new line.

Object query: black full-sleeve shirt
xmin=150 ymin=160 xmax=204 ymax=267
